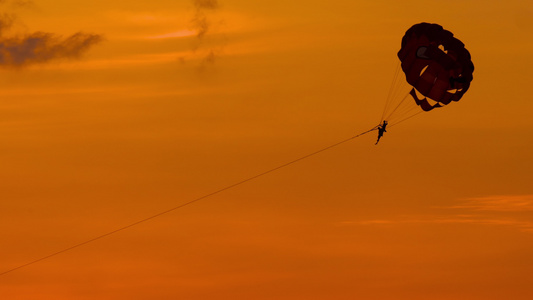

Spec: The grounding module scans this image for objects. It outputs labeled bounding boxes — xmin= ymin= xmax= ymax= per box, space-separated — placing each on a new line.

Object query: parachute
xmin=382 ymin=23 xmax=474 ymax=124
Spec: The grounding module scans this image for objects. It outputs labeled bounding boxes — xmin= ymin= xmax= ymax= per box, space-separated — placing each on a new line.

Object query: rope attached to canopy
xmin=0 ymin=126 xmax=379 ymax=278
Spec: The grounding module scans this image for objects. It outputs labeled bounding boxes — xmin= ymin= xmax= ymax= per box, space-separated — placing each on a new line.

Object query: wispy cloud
xmin=188 ymin=0 xmax=224 ymax=68
xmin=341 ymin=195 xmax=533 ymax=233
xmin=340 ymin=216 xmax=533 ymax=232
xmin=33 ymin=51 xmax=191 ymax=71
xmin=146 ymin=29 xmax=197 ymax=40
xmin=0 ymin=31 xmax=102 ymax=67
xmin=10 ymin=0 xmax=33 ymax=8
xmin=450 ymin=195 xmax=533 ymax=212
xmin=0 ymin=6 xmax=102 ymax=68
xmin=0 ymin=0 xmax=33 ymax=8
xmin=192 ymin=0 xmax=219 ymax=39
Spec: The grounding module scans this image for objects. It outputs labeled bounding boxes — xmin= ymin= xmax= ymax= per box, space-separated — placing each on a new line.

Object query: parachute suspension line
xmin=381 ymin=83 xmax=424 ymax=128
xmin=380 ymin=61 xmax=414 ymax=126
xmin=381 ymin=61 xmax=401 ymax=122
xmin=381 ymin=61 xmax=404 ymax=122
xmin=0 ymin=126 xmax=379 ymax=278
xmin=383 ymin=91 xmax=411 ymax=121
xmin=390 ymin=64 xmax=409 ymax=109
xmin=389 ymin=110 xmax=424 ymax=127
xmin=385 ymin=93 xmax=425 ymax=127
xmin=388 ymin=99 xmax=420 ymax=123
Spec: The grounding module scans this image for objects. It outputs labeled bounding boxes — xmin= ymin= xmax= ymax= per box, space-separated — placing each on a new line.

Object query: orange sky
xmin=1 ymin=0 xmax=533 ymax=299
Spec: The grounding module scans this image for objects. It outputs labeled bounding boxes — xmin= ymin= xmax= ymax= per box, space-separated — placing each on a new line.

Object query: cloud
xmin=340 ymin=195 xmax=533 ymax=233
xmin=0 ymin=32 xmax=103 ymax=67
xmin=8 ymin=0 xmax=34 ymax=8
xmin=340 ymin=216 xmax=533 ymax=232
xmin=191 ymin=0 xmax=219 ymax=40
xmin=146 ymin=29 xmax=197 ymax=40
xmin=0 ymin=13 xmax=15 ymax=34
xmin=451 ymin=195 xmax=533 ymax=212
xmin=188 ymin=0 xmax=223 ymax=67
xmin=0 ymin=9 xmax=102 ymax=68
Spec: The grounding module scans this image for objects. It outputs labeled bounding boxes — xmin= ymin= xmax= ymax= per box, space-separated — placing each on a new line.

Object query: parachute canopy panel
xmin=398 ymin=22 xmax=474 ymax=111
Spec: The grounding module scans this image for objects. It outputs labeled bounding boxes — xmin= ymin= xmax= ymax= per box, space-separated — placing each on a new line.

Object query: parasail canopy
xmin=397 ymin=22 xmax=474 ymax=111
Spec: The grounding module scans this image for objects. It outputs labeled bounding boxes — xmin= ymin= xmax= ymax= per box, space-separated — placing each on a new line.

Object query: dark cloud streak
xmin=192 ymin=0 xmax=219 ymax=40
xmin=0 ymin=31 xmax=102 ymax=67
xmin=189 ymin=0 xmax=222 ymax=68
xmin=0 ymin=6 xmax=102 ymax=68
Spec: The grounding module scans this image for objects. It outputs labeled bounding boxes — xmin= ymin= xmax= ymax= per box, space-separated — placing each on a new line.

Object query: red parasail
xmin=398 ymin=22 xmax=474 ymax=111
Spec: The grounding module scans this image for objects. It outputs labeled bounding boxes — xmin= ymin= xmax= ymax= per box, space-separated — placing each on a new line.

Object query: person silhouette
xmin=375 ymin=120 xmax=388 ymax=145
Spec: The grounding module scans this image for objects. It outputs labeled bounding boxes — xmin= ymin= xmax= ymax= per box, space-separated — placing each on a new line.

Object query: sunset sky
xmin=2 ymin=0 xmax=533 ymax=299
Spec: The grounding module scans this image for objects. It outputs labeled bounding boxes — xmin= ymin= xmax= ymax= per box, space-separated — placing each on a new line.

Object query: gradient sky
xmin=1 ymin=0 xmax=533 ymax=299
